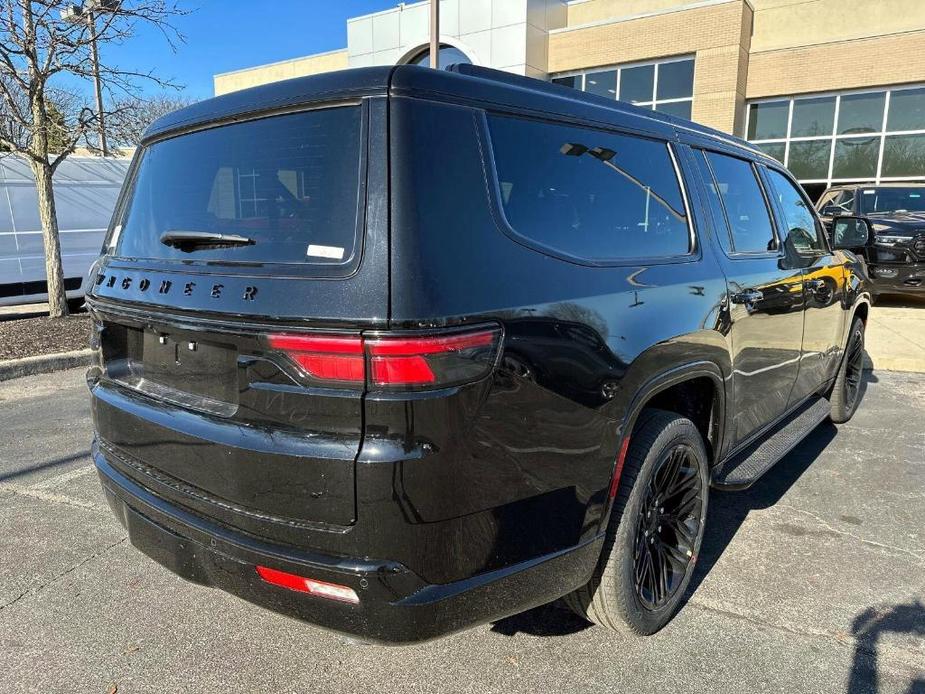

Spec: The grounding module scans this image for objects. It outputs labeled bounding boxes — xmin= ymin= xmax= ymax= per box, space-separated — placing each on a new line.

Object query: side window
xmin=692 ymin=150 xmax=733 ymax=254
xmin=487 ymin=115 xmax=691 ymax=261
xmin=702 ymin=151 xmax=777 ymax=254
xmin=765 ymin=168 xmax=826 ymax=254
xmin=816 ymin=190 xmax=837 ymax=211
xmin=837 ymin=190 xmax=856 ymax=213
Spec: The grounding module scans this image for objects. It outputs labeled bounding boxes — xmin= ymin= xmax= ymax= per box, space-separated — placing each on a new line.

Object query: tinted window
xmin=552 ymin=75 xmax=579 ymax=89
xmin=703 ymin=152 xmax=776 ymax=254
xmin=790 ymin=96 xmax=835 ymax=138
xmin=833 ymin=137 xmax=879 ymax=178
xmin=756 ymin=142 xmax=785 ymax=164
xmin=858 ymin=187 xmax=925 ymax=213
xmin=787 ymin=140 xmax=831 ymax=180
xmin=817 ymin=189 xmax=852 ymax=213
xmin=765 ymin=169 xmax=825 ymax=253
xmin=881 ymin=134 xmax=925 ymax=177
xmin=620 ymin=64 xmax=655 ymax=104
xmin=693 ymin=151 xmax=733 ymax=254
xmin=488 ymin=116 xmax=690 ymax=261
xmin=656 ymin=60 xmax=694 ymax=101
xmin=837 ymin=190 xmax=856 ymax=213
xmin=116 ymin=107 xmax=362 ymax=267
xmin=816 ymin=190 xmax=837 ymax=211
xmin=584 ymin=69 xmax=617 ymax=98
xmin=655 ymin=101 xmax=692 ymax=120
xmin=886 ymin=87 xmax=925 ymax=132
xmin=747 ymin=101 xmax=789 ymax=140
xmin=838 ymin=92 xmax=885 ymax=135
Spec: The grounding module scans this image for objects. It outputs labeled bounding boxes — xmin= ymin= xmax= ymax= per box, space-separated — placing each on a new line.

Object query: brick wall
xmin=747 ymin=31 xmax=925 ymax=99
xmin=213 ymin=50 xmax=349 ymax=96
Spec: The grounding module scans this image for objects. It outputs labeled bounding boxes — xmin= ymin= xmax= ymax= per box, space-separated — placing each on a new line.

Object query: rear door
xmin=763 ymin=166 xmax=847 ymax=403
xmin=89 ymin=99 xmax=389 ymax=536
xmin=692 ymin=149 xmax=805 ymax=446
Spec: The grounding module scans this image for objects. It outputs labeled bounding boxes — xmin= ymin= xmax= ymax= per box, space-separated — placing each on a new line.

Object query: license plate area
xmin=141 ymin=331 xmax=238 ymax=406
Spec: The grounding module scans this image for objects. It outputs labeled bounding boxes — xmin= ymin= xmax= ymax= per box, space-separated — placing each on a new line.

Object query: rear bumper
xmin=93 ymin=441 xmax=603 ymax=644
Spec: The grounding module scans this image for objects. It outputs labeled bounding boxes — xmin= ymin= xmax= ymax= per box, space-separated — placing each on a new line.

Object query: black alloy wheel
xmin=633 ymin=443 xmax=704 ymax=610
xmin=563 ymin=409 xmax=709 ymax=635
xmin=831 ymin=316 xmax=866 ymax=423
xmin=842 ymin=322 xmax=865 ymax=410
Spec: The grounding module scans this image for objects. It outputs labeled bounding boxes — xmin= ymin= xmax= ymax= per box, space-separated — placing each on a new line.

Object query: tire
xmin=830 ymin=316 xmax=865 ymax=424
xmin=564 ymin=408 xmax=710 ymax=635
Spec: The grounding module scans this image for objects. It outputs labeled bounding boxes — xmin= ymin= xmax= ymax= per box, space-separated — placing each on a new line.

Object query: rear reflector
xmin=256 ymin=565 xmax=360 ymax=604
xmin=266 ymin=325 xmax=502 ymax=390
xmin=608 ymin=436 xmax=631 ymax=499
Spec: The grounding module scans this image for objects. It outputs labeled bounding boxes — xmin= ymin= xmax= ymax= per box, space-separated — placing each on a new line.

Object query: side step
xmin=712 ymin=397 xmax=832 ymax=490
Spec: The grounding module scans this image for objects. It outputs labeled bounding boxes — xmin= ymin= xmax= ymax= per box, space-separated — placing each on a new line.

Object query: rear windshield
xmin=858 ymin=187 xmax=925 ymax=214
xmin=113 ymin=106 xmax=363 ymax=268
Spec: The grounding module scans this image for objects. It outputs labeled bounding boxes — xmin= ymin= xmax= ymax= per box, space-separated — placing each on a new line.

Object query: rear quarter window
xmin=486 ymin=115 xmax=691 ymax=263
xmin=113 ymin=106 xmax=363 ymax=271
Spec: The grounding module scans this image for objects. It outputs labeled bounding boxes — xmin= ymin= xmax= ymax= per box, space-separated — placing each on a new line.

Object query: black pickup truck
xmin=87 ymin=64 xmax=872 ymax=643
xmin=818 ymin=184 xmax=925 ymax=296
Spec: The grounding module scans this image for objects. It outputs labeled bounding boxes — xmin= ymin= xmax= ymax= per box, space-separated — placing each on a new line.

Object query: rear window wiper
xmin=160 ymin=230 xmax=255 ymax=252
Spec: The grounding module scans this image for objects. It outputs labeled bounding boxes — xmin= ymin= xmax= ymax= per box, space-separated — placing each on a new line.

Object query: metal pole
xmin=429 ymin=0 xmax=439 ymax=68
xmin=87 ymin=10 xmax=108 ymax=156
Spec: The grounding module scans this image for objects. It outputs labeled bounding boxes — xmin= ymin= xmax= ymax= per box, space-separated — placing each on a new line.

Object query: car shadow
xmin=491 ymin=371 xmax=876 ymax=639
xmin=682 ymin=420 xmax=838 ymax=601
xmin=0 ymin=450 xmax=91 ymax=483
xmin=684 ymin=367 xmax=875 ymax=603
xmin=490 ymin=602 xmax=593 ymax=637
xmin=847 ymin=600 xmax=925 ymax=694
xmin=874 ymin=294 xmax=925 ymax=309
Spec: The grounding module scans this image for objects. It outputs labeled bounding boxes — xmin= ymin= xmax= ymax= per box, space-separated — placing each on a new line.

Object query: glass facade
xmin=746 ymin=85 xmax=925 ymax=199
xmin=551 ymin=56 xmax=695 ymax=121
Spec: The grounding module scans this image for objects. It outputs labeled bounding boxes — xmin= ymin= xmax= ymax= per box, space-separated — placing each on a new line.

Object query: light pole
xmin=429 ymin=0 xmax=439 ymax=68
xmin=61 ymin=0 xmax=120 ymax=156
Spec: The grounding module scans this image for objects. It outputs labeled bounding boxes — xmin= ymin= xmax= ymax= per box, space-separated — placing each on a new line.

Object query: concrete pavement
xmin=0 ymin=368 xmax=923 ymax=693
xmin=866 ymin=295 xmax=925 ymax=373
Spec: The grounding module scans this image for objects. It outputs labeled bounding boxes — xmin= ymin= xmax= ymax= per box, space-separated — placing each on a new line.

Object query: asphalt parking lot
xmin=1 ymin=367 xmax=923 ymax=694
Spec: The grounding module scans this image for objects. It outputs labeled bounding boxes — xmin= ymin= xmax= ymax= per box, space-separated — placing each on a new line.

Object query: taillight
xmin=266 ymin=325 xmax=502 ymax=390
xmin=367 ymin=329 xmax=500 ymax=388
xmin=256 ymin=565 xmax=360 ymax=604
xmin=266 ymin=333 xmax=364 ymax=384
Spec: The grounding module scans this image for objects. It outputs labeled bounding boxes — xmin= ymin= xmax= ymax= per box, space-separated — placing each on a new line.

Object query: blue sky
xmin=102 ymin=0 xmax=398 ymax=100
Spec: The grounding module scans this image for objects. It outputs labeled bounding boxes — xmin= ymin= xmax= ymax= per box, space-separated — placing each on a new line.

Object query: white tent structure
xmin=0 ymin=154 xmax=129 ymax=306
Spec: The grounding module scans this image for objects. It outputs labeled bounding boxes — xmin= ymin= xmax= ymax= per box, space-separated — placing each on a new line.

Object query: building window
xmin=746 ymin=85 xmax=925 ymax=200
xmin=551 ymin=56 xmax=695 ymax=121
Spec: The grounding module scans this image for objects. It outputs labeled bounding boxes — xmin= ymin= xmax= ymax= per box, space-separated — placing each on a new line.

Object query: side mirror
xmin=831 ymin=216 xmax=870 ymax=250
xmin=820 ymin=204 xmax=843 ymax=217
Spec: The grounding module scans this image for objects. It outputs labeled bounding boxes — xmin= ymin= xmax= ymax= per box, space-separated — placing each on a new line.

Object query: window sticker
xmin=307 ymin=244 xmax=345 ymax=260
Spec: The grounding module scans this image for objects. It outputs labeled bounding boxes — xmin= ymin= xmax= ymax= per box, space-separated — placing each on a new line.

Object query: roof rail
xmin=447 ymin=63 xmax=569 ymax=98
xmin=445 ymin=63 xmax=761 ymax=155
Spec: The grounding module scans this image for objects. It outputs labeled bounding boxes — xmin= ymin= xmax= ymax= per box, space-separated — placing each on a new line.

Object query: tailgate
xmin=90 ymin=306 xmax=364 ymax=530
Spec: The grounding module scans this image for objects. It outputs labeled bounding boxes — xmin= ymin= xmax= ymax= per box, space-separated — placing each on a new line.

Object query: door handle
xmin=730 ymin=289 xmax=763 ymax=305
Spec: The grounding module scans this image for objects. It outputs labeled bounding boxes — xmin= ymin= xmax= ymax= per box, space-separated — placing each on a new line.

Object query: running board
xmin=712 ymin=397 xmax=831 ymax=490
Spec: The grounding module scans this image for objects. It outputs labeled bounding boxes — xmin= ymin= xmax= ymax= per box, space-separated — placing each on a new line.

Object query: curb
xmin=0 ymin=349 xmax=93 ymax=382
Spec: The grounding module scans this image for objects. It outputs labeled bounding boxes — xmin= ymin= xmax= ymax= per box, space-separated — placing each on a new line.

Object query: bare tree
xmin=108 ymin=93 xmax=193 ymax=147
xmin=0 ymin=0 xmax=187 ymax=317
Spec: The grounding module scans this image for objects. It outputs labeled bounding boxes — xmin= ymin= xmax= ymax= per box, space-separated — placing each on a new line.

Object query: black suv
xmin=818 ymin=184 xmax=925 ymax=296
xmin=87 ymin=65 xmax=871 ymax=643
